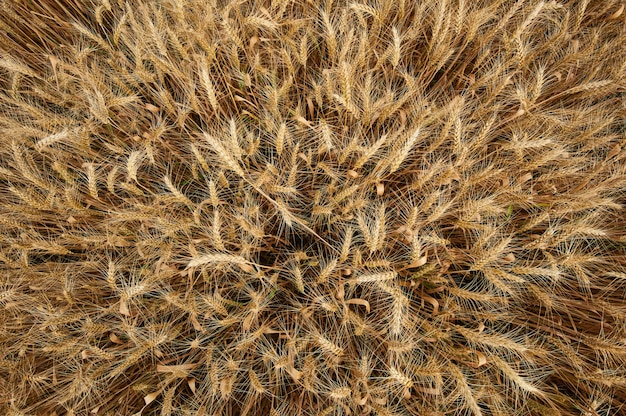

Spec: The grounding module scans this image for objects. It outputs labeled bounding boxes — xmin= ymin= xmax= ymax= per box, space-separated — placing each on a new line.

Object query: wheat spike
xmin=388 ymin=127 xmax=422 ymax=174
xmin=203 ymin=133 xmax=245 ymax=177
xmin=187 ymin=253 xmax=250 ymax=269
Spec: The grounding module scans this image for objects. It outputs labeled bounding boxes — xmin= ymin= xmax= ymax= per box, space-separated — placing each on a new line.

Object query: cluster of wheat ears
xmin=1 ymin=0 xmax=625 ymax=415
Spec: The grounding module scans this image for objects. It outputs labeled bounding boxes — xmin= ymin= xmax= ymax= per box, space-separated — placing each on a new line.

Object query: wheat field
xmin=1 ymin=0 xmax=625 ymax=415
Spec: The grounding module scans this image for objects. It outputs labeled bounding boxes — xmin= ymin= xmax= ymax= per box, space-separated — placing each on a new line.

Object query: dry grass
xmin=1 ymin=0 xmax=625 ymax=415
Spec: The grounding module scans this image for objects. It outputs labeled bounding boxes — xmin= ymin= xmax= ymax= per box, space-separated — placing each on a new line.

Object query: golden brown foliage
xmin=1 ymin=0 xmax=625 ymax=415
